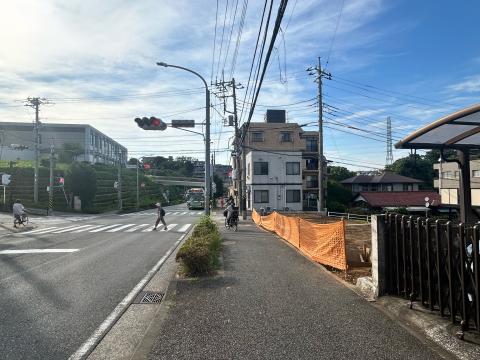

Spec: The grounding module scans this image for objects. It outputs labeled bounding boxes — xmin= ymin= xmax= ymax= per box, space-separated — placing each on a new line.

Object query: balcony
xmin=306 ymin=180 xmax=319 ymax=189
xmin=304 ymin=145 xmax=318 ymax=153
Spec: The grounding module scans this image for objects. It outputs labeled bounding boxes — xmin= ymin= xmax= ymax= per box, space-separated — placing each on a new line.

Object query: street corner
xmin=0 ymin=222 xmax=36 ymax=234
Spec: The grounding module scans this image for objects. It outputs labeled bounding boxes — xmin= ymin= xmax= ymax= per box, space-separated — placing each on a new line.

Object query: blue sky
xmin=0 ymin=0 xmax=479 ymax=170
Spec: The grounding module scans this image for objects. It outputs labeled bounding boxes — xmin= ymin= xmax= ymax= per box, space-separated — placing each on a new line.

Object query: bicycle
xmin=14 ymin=213 xmax=29 ymax=228
xmin=224 ymin=210 xmax=238 ymax=231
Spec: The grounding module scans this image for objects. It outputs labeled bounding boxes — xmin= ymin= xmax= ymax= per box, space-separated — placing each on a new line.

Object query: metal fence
xmin=327 ymin=211 xmax=371 ymax=222
xmin=385 ymin=214 xmax=480 ymax=335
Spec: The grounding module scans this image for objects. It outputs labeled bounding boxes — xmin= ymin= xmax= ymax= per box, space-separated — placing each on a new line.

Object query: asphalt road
xmin=0 ymin=204 xmax=201 ymax=360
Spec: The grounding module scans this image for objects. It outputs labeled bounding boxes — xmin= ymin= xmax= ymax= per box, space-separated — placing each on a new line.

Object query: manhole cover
xmin=140 ymin=292 xmax=164 ymax=304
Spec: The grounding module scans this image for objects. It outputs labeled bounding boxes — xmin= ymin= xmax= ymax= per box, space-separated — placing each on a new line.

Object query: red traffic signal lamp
xmin=56 ymin=177 xmax=65 ymax=186
xmin=134 ymin=116 xmax=167 ymax=131
xmin=143 ymin=163 xmax=151 ymax=170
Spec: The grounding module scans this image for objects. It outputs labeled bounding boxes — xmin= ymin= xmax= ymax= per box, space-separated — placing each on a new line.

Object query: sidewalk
xmin=145 ymin=218 xmax=450 ymax=360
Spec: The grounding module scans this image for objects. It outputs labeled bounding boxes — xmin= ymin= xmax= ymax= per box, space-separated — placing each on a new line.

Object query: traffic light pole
xmin=156 ymin=62 xmax=211 ymax=216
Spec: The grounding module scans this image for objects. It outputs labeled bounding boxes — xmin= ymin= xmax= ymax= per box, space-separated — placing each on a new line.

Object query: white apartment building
xmin=246 ymin=150 xmax=303 ymax=211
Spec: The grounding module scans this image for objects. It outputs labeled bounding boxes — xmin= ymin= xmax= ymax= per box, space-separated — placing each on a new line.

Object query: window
xmin=403 ymin=184 xmax=413 ymax=191
xmin=305 ymin=138 xmax=318 ymax=152
xmin=286 ymin=162 xmax=300 ymax=175
xmin=286 ymin=190 xmax=301 ymax=203
xmin=442 ymin=171 xmax=455 ymax=179
xmin=254 ymin=190 xmax=269 ymax=203
xmin=280 ymin=131 xmax=292 ymax=142
xmin=305 ymin=158 xmax=318 ymax=170
xmin=306 ymin=175 xmax=318 ymax=188
xmin=473 ymin=170 xmax=480 ymax=178
xmin=252 ymin=131 xmax=264 ymax=142
xmin=253 ymin=162 xmax=268 ymax=175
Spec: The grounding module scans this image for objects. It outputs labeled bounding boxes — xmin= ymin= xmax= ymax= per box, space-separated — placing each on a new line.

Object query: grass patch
xmin=176 ymin=216 xmax=222 ymax=276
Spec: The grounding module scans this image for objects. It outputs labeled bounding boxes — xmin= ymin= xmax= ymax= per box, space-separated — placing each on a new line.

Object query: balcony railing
xmin=306 ymin=181 xmax=319 ymax=188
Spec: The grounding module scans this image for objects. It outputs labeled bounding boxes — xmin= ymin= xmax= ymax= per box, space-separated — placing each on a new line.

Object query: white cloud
xmin=448 ymin=75 xmax=480 ymax=93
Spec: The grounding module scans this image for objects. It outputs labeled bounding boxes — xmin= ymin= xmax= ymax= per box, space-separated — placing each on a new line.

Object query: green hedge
xmin=176 ymin=216 xmax=222 ymax=276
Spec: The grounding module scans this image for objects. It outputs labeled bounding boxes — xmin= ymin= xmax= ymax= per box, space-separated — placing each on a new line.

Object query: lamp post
xmin=156 ymin=62 xmax=211 ymax=215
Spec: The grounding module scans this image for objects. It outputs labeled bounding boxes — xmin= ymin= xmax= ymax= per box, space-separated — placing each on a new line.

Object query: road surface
xmin=0 ymin=204 xmax=201 ymax=360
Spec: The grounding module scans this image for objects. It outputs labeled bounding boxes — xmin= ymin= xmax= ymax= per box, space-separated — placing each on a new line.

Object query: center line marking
xmin=0 ymin=248 xmax=79 ymax=254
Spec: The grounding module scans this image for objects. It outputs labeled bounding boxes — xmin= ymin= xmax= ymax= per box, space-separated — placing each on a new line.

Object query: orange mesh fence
xmin=252 ymin=209 xmax=347 ymax=271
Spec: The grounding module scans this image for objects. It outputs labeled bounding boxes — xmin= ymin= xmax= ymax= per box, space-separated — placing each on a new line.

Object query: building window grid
xmin=253 ymin=162 xmax=268 ymax=175
xmin=286 ymin=189 xmax=301 ymax=203
xmin=254 ymin=190 xmax=269 ymax=203
xmin=280 ymin=131 xmax=293 ymax=143
xmin=252 ymin=131 xmax=264 ymax=142
xmin=286 ymin=162 xmax=300 ymax=175
xmin=473 ymin=170 xmax=480 ymax=178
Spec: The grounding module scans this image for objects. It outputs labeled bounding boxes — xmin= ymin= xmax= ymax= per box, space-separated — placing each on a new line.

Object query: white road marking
xmin=89 ymin=224 xmax=121 ymax=233
xmin=164 ymin=224 xmax=177 ymax=231
xmin=180 ymin=211 xmax=188 ymax=215
xmin=68 ymin=233 xmax=187 ymax=360
xmin=141 ymin=226 xmax=156 ymax=232
xmin=124 ymin=224 xmax=150 ymax=232
xmin=52 ymin=225 xmax=86 ymax=234
xmin=197 ymin=212 xmax=203 ymax=215
xmin=170 ymin=212 xmax=179 ymax=215
xmin=178 ymin=224 xmax=191 ymax=232
xmin=21 ymin=227 xmax=57 ymax=235
xmin=31 ymin=227 xmax=60 ymax=234
xmin=0 ymin=248 xmax=79 ymax=254
xmin=106 ymin=224 xmax=136 ymax=232
xmin=71 ymin=225 xmax=103 ymax=233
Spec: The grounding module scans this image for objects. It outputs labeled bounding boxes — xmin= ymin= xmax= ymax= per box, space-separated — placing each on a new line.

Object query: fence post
xmin=371 ymin=214 xmax=387 ymax=297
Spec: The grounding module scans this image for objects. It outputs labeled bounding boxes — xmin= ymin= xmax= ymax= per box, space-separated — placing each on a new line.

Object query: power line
xmin=324 ymin=0 xmax=345 ymax=69
xmin=215 ymin=0 xmax=230 ymax=81
xmin=211 ymin=0 xmax=220 ymax=84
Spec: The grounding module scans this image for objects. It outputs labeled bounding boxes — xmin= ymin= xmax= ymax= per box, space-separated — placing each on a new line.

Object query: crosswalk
xmin=19 ymin=223 xmax=191 ymax=236
xmin=119 ymin=211 xmax=203 ymax=217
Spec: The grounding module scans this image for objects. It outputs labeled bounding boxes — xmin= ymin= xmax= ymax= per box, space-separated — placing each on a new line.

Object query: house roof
xmin=354 ymin=191 xmax=441 ymax=207
xmin=341 ymin=172 xmax=423 ymax=184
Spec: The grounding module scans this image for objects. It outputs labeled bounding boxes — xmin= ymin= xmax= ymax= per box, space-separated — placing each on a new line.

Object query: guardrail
xmin=327 ymin=211 xmax=371 ymax=222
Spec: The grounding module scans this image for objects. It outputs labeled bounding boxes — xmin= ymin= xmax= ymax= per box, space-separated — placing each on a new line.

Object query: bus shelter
xmin=395 ymin=104 xmax=480 ymax=224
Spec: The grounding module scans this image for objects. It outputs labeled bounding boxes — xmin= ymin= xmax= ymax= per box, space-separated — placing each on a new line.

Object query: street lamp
xmin=156 ymin=61 xmax=211 ymax=215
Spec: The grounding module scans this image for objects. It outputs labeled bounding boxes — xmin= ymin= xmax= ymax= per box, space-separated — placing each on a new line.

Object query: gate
xmin=385 ymin=214 xmax=480 ymax=334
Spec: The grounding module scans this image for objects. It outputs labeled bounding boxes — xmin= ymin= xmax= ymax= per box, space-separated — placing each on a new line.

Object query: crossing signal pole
xmin=307 ymin=58 xmax=331 ymax=213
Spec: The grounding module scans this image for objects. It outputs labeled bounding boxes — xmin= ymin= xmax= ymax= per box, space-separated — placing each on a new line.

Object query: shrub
xmin=176 ymin=216 xmax=221 ymax=276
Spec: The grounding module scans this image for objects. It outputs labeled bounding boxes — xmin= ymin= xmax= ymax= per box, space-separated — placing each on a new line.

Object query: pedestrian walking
xmin=153 ymin=202 xmax=168 ymax=231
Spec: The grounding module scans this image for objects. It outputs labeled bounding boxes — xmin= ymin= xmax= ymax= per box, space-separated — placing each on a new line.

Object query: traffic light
xmin=134 ymin=116 xmax=167 ymax=131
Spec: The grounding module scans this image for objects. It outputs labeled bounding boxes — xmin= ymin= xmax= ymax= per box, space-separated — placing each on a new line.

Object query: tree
xmin=326 ymin=180 xmax=352 ymax=212
xmin=328 ymin=166 xmax=355 ymax=182
xmin=58 ymin=143 xmax=84 ymax=164
xmin=385 ymin=150 xmax=451 ymax=189
xmin=66 ymin=162 xmax=97 ymax=209
xmin=128 ymin=158 xmax=138 ymax=165
xmin=213 ymin=174 xmax=224 ymax=198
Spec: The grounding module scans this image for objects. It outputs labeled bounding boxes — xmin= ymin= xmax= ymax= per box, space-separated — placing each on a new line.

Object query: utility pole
xmin=49 ymin=144 xmax=54 ymax=215
xmin=117 ymin=152 xmax=122 ymax=211
xmin=231 ymin=79 xmax=243 ymax=214
xmin=136 ymin=159 xmax=139 ymax=210
xmin=307 ymin=58 xmax=331 ymax=213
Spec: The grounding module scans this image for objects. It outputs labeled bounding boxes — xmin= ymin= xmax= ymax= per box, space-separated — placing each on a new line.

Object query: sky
xmin=0 ymin=0 xmax=479 ymax=171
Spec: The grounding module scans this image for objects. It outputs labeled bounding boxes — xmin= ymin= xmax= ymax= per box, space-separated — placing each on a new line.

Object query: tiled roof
xmin=341 ymin=172 xmax=423 ymax=184
xmin=355 ymin=191 xmax=441 ymax=207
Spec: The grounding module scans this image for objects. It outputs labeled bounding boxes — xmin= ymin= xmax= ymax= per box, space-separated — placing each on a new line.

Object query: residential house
xmin=341 ymin=172 xmax=422 ymax=193
xmin=235 ymin=110 xmax=327 ymax=211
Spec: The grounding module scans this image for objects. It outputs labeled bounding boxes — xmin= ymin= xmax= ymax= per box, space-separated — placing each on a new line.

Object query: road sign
xmin=114 ymin=181 xmax=119 ymax=189
xmin=126 ymin=164 xmax=137 ymax=169
xmin=424 ymin=196 xmax=430 ymax=202
xmin=143 ymin=163 xmax=151 ymax=170
xmin=1 ymin=174 xmax=11 ymax=185
xmin=171 ymin=119 xmax=195 ymax=128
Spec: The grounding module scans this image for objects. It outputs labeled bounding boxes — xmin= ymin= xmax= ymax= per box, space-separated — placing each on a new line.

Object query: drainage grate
xmin=139 ymin=292 xmax=164 ymax=304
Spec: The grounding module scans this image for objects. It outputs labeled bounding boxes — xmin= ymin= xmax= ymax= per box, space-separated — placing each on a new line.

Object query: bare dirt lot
xmin=284 ymin=212 xmax=372 ymax=283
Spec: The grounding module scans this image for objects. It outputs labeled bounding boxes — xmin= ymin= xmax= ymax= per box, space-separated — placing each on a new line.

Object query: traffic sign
xmin=143 ymin=163 xmax=151 ymax=170
xmin=126 ymin=164 xmax=137 ymax=169
xmin=1 ymin=174 xmax=11 ymax=185
xmin=171 ymin=119 xmax=195 ymax=128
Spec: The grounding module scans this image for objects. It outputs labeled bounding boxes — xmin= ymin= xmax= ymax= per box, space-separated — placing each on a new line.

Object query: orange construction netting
xmin=252 ymin=209 xmax=347 ymax=270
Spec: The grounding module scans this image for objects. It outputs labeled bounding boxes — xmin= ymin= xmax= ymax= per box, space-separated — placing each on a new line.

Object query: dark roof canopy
xmin=395 ymin=104 xmax=480 ymax=150
xmin=341 ymin=172 xmax=422 ymax=184
xmin=354 ymin=191 xmax=440 ymax=207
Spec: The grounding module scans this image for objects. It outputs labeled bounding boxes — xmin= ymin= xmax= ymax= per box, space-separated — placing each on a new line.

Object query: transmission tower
xmin=386 ymin=116 xmax=393 ymax=165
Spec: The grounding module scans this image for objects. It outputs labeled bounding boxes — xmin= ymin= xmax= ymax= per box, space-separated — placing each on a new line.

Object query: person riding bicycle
xmin=13 ymin=199 xmax=26 ymax=228
xmin=224 ymin=199 xmax=236 ymax=227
